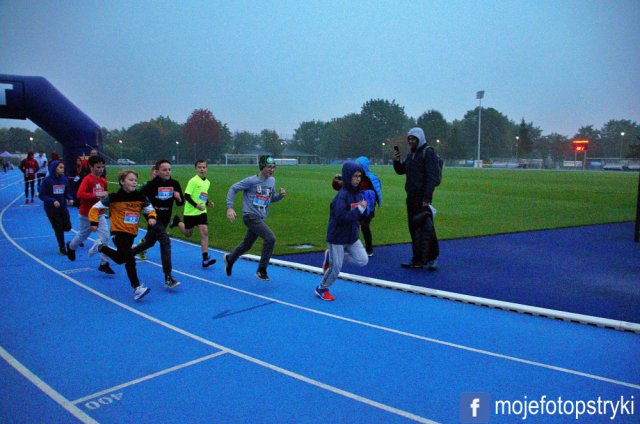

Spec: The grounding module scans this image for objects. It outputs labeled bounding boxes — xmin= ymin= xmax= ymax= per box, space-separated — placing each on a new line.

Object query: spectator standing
xmin=392 ymin=127 xmax=440 ymax=270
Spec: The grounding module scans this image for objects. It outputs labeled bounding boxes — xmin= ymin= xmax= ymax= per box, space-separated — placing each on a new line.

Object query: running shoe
xmin=426 ymin=259 xmax=439 ymax=271
xmin=223 ymin=253 xmax=234 ymax=276
xmin=315 ymin=286 xmax=335 ymax=301
xmin=134 ymin=285 xmax=150 ymax=301
xmin=202 ymin=257 xmax=217 ymax=268
xmin=164 ymin=275 xmax=181 ymax=289
xmin=98 ymin=262 xmax=115 ymax=274
xmin=255 ymin=269 xmax=270 ymax=281
xmin=66 ymin=242 xmax=76 ymax=261
xmin=88 ymin=239 xmax=103 ymax=257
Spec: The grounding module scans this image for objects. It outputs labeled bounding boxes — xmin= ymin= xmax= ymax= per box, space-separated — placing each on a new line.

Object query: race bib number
xmin=198 ymin=192 xmax=208 ymax=202
xmin=157 ymin=187 xmax=174 ymax=200
xmin=53 ymin=185 xmax=65 ymax=195
xmin=94 ymin=184 xmax=106 ymax=197
xmin=123 ymin=212 xmax=140 ymax=224
xmin=253 ymin=193 xmax=270 ymax=208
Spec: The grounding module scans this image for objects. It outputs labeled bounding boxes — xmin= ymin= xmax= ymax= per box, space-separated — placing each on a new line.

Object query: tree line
xmin=1 ymin=99 xmax=638 ymax=165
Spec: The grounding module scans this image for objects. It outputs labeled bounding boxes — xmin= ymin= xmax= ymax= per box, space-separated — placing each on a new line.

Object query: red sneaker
xmin=315 ymin=287 xmax=335 ymax=301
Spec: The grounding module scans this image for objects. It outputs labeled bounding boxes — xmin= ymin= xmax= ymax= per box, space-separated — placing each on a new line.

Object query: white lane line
xmin=145 ymin=259 xmax=640 ymax=391
xmin=0 ymin=194 xmax=438 ymax=424
xmin=72 ymin=351 xmax=228 ymax=405
xmin=0 ymin=345 xmax=98 ymax=424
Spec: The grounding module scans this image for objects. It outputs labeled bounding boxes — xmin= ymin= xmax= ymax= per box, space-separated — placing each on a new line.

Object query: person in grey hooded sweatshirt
xmin=224 ymin=155 xmax=286 ymax=281
xmin=392 ymin=127 xmax=440 ymax=269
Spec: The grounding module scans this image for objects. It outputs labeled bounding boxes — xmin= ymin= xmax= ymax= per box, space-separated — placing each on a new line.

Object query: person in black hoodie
xmin=39 ymin=160 xmax=74 ymax=254
xmin=315 ymin=161 xmax=369 ymax=301
xmin=130 ymin=160 xmax=183 ymax=289
xmin=393 ymin=127 xmax=440 ymax=270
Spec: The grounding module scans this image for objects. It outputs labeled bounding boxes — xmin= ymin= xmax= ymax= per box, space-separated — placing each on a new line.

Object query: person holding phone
xmin=392 ymin=127 xmax=440 ymax=270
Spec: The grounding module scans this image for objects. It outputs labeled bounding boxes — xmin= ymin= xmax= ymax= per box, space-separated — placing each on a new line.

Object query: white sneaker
xmin=134 ymin=285 xmax=150 ymax=301
xmin=88 ymin=239 xmax=103 ymax=257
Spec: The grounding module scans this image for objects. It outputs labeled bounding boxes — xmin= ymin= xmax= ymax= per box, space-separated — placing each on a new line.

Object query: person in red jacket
xmin=19 ymin=151 xmax=39 ymax=203
xmin=65 ymin=155 xmax=115 ymax=275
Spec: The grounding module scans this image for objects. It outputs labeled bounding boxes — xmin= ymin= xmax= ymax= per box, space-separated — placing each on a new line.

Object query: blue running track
xmin=1 ymin=169 xmax=638 ymax=423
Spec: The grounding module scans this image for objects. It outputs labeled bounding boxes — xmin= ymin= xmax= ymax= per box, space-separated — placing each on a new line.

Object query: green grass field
xmin=117 ymin=165 xmax=638 ymax=256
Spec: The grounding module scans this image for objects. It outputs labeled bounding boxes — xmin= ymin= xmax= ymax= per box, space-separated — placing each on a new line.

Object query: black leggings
xmin=24 ymin=179 xmax=35 ymax=199
xmin=45 ymin=209 xmax=71 ymax=249
xmin=359 ymin=211 xmax=375 ymax=253
xmin=100 ymin=233 xmax=140 ymax=288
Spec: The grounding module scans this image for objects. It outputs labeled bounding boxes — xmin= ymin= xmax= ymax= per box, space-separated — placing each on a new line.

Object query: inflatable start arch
xmin=0 ymin=73 xmax=102 ymax=173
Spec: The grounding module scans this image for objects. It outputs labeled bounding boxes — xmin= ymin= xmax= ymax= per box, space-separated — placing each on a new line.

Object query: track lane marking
xmin=0 ymin=194 xmax=439 ymax=424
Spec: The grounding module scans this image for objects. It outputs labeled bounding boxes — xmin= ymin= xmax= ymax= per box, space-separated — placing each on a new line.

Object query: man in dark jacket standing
xmin=393 ymin=127 xmax=440 ymax=269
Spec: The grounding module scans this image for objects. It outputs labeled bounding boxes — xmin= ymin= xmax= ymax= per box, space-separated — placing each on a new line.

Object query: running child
xmin=131 ymin=159 xmax=183 ymax=288
xmin=38 ymin=160 xmax=74 ymax=254
xmin=65 ymin=155 xmax=115 ymax=275
xmin=224 ymin=155 xmax=286 ymax=281
xmin=171 ymin=159 xmax=216 ymax=268
xmin=88 ymin=170 xmax=155 ymax=301
xmin=316 ymin=161 xmax=369 ymax=301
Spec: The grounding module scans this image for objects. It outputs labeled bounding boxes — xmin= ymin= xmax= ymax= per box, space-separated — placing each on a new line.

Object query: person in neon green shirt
xmin=171 ymin=159 xmax=216 ymax=267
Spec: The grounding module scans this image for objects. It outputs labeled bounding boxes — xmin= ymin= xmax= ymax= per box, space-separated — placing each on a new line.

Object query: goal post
xmin=224 ymin=154 xmax=259 ymax=166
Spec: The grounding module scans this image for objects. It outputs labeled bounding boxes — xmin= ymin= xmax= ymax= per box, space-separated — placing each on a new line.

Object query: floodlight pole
xmin=476 ymin=91 xmax=484 ymax=168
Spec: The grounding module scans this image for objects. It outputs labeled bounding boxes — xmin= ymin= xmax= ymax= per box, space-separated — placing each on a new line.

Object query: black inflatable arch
xmin=0 ymin=73 xmax=102 ymax=174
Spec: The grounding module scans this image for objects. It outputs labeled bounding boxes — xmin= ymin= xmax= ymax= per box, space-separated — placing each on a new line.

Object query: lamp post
xmin=515 ymin=136 xmax=519 ymax=159
xmin=176 ymin=141 xmax=180 ymax=163
xmin=29 ymin=136 xmax=34 ymax=151
xmin=118 ymin=139 xmax=123 ymax=159
xmin=476 ymin=91 xmax=484 ymax=168
xmin=619 ymin=132 xmax=625 ymax=158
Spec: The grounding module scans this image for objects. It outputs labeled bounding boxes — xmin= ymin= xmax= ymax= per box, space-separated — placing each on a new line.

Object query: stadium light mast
xmin=476 ymin=90 xmax=484 ymax=168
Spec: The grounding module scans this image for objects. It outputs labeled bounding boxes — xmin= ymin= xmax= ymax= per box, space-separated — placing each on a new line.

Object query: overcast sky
xmin=1 ymin=0 xmax=639 ymax=138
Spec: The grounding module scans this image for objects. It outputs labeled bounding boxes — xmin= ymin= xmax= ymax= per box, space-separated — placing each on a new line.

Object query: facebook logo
xmin=460 ymin=392 xmax=490 ymax=423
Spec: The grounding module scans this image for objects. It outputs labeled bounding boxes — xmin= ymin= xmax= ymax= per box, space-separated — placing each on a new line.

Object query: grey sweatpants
xmin=227 ymin=213 xmax=275 ymax=271
xmin=69 ymin=214 xmax=110 ymax=265
xmin=319 ymin=239 xmax=368 ymax=290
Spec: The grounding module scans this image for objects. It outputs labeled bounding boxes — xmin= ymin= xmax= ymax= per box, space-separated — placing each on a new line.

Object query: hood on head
xmin=48 ymin=159 xmax=62 ymax=175
xmin=341 ymin=161 xmax=363 ymax=192
xmin=408 ymin=127 xmax=427 ymax=148
xmin=355 ymin=156 xmax=370 ymax=174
